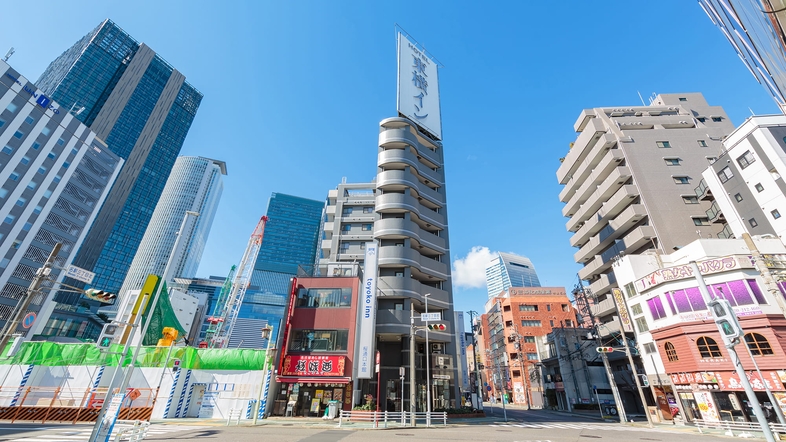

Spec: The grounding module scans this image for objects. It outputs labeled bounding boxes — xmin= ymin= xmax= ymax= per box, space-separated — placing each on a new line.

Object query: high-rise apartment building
xmin=485 ymin=252 xmax=541 ymax=298
xmin=317 ymin=182 xmax=376 ymax=277
xmin=118 ymin=156 xmax=226 ymax=302
xmin=0 ymin=60 xmax=123 ymax=338
xmin=36 ymin=20 xmax=202 ymax=325
xmin=557 ymin=93 xmax=734 ymax=332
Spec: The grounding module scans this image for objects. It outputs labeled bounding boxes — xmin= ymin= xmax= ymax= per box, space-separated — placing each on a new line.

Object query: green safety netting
xmin=0 ymin=342 xmax=269 ymax=370
xmin=141 ymin=281 xmax=187 ymax=346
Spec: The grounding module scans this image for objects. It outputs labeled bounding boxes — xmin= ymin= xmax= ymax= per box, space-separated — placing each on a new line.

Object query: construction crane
xmin=200 ymin=265 xmax=236 ymax=347
xmin=205 ymin=216 xmax=269 ymax=348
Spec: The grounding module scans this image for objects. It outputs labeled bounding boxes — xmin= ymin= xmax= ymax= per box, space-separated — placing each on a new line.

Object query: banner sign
xmin=610 ymin=288 xmax=633 ymax=333
xmin=281 ymin=355 xmax=346 ymax=376
xmin=397 ymin=32 xmax=442 ymax=140
xmin=635 ymin=256 xmax=751 ymax=291
xmin=357 ymin=242 xmax=379 ymax=379
xmin=455 ymin=311 xmax=469 ymax=392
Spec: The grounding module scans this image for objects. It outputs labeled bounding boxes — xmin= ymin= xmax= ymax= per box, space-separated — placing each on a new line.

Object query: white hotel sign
xmin=397 ymin=32 xmax=442 ymax=140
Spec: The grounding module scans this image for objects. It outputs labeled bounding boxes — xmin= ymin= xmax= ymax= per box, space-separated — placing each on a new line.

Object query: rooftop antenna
xmin=637 ymin=91 xmax=646 ymax=106
xmin=2 ymin=47 xmax=14 ymax=62
xmin=749 ymin=107 xmax=755 ymax=116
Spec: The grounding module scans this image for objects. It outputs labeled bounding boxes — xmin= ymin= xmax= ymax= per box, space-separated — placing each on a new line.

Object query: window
xmin=656 ymin=141 xmax=671 ymax=148
xmin=0 ymin=258 xmax=8 ymax=268
xmin=2 ymin=146 xmax=12 ymax=155
xmin=339 ymin=242 xmax=350 ymax=251
xmin=734 ymin=193 xmax=743 ymax=202
xmin=26 ymin=182 xmax=36 ymax=190
xmin=549 ymin=320 xmax=554 ymax=327
xmin=749 ymin=218 xmax=759 ymax=228
xmin=737 ymin=150 xmax=756 ymax=169
xmin=679 ymin=97 xmax=687 ymax=101
xmin=41 ymin=127 xmax=50 ymax=136
xmin=698 ymin=140 xmax=708 ymax=147
xmin=712 ymin=117 xmax=722 ymax=122
xmin=11 ymin=240 xmax=21 ymax=249
xmin=33 ymin=205 xmax=42 ymax=215
xmin=643 ymin=342 xmax=657 ymax=354
xmin=47 ymin=152 xmax=56 ymax=159
xmin=682 ymin=195 xmax=699 ymax=204
xmin=43 ymin=189 xmax=52 ymax=198
xmin=518 ymin=305 xmax=538 ymax=311
xmin=647 ymin=297 xmax=668 ymax=320
xmin=62 ymin=162 xmax=70 ymax=169
xmin=341 ymin=224 xmax=351 ymax=232
xmin=0 ymin=189 xmax=7 ymax=198
xmin=57 ymin=138 xmax=65 ymax=146
xmin=745 ymin=333 xmax=774 ymax=356
xmin=24 ymin=116 xmax=34 ymax=125
xmin=561 ymin=304 xmax=569 ymax=312
xmin=521 ymin=320 xmax=542 ymax=327
xmin=755 ymin=183 xmax=764 ymax=192
xmin=288 ymin=329 xmax=349 ymax=352
xmin=4 ymin=215 xmax=15 ymax=224
xmin=13 ymin=131 xmax=24 ymax=139
xmin=625 ymin=282 xmax=638 ymax=298
xmin=363 ymin=207 xmax=373 ymax=213
xmin=20 ymin=156 xmax=30 ymax=165
xmin=697 ymin=117 xmax=706 ymax=123
xmin=295 ymin=287 xmax=352 ymax=308
xmin=523 ymin=336 xmax=535 ymax=343
xmin=717 ymin=166 xmax=733 ymax=183
xmin=673 ymin=176 xmax=690 ymax=184
xmin=5 ymin=103 xmax=18 ymax=113
xmin=9 ymin=172 xmax=19 ymax=181
xmin=37 ymin=167 xmax=46 ymax=175
xmin=697 ymin=336 xmax=723 ymax=358
xmin=342 ymin=207 xmax=353 ymax=215
xmin=772 ymin=209 xmax=781 ymax=220
xmin=693 ymin=217 xmax=710 ymax=226
xmin=664 ymin=158 xmax=681 ymax=166
xmin=360 ymin=242 xmax=365 ymax=249
xmin=635 ymin=317 xmax=649 ymax=333
xmin=53 ymin=175 xmax=61 ymax=183
xmin=706 ymin=156 xmax=717 ymax=163
xmin=631 ymin=303 xmax=643 ymax=315
xmin=31 ymin=142 xmax=40 ymax=150
xmin=22 ymin=222 xmax=32 ymax=231
xmin=564 ymin=319 xmax=574 ymax=327
xmin=0 ymin=118 xmax=5 ymax=128
xmin=664 ymin=342 xmax=679 ymax=362
xmin=527 ymin=353 xmax=539 ymax=360
xmin=361 ymin=224 xmax=372 ymax=231
xmin=15 ymin=198 xmax=26 ymax=207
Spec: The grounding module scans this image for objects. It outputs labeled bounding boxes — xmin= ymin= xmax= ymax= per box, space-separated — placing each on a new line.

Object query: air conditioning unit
xmin=431 ymin=343 xmax=443 ymax=353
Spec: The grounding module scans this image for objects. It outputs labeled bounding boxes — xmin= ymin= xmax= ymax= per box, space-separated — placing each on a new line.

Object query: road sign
xmin=421 ymin=312 xmax=440 ymax=322
xmin=22 ymin=312 xmax=36 ymax=329
xmin=66 ymin=265 xmax=95 ymax=284
xmin=486 ymin=385 xmax=492 ymax=391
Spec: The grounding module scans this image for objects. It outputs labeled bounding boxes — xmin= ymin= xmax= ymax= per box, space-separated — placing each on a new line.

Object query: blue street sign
xmin=22 ymin=312 xmax=36 ymax=329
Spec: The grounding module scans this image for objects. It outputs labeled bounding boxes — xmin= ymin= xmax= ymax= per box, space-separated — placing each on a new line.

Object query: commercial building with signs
xmin=0 ymin=59 xmax=123 ymax=337
xmin=485 ymin=252 xmax=541 ymax=299
xmin=36 ymin=19 xmax=202 ymax=337
xmin=479 ymin=287 xmax=578 ymax=407
xmin=612 ymin=237 xmax=786 ymax=424
xmin=118 ymin=156 xmax=226 ymax=300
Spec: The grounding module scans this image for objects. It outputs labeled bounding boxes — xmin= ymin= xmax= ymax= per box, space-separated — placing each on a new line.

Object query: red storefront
xmin=273 ymin=276 xmax=360 ymax=417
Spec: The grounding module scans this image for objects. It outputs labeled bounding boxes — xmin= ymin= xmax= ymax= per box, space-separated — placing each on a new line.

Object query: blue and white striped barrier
xmin=246 ymin=400 xmax=255 ymax=419
xmin=10 ymin=364 xmax=34 ymax=407
xmin=84 ymin=365 xmax=105 ymax=407
xmin=163 ymin=366 xmax=181 ymax=418
xmin=257 ymin=369 xmax=271 ymax=420
xmin=175 ymin=369 xmax=191 ymax=418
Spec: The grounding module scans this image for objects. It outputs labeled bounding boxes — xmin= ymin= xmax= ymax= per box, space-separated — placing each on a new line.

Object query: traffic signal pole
xmin=595 ymin=341 xmax=626 ymax=423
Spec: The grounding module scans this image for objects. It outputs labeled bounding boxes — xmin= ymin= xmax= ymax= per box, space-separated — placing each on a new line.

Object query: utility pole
xmin=0 ymin=243 xmax=61 ymax=353
xmin=409 ymin=303 xmax=416 ymax=426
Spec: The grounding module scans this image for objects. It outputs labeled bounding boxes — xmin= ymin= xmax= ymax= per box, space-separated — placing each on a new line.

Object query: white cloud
xmin=452 ymin=246 xmax=496 ymax=289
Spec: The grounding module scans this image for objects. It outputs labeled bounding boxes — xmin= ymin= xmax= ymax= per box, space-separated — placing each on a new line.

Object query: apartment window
xmin=772 ymin=209 xmax=781 ymax=220
xmin=673 ymin=176 xmax=690 ymax=184
xmin=31 ymin=142 xmax=40 ymax=150
xmin=527 ymin=353 xmax=539 ymax=361
xmin=15 ymin=198 xmax=26 ymax=207
xmin=712 ymin=117 xmax=722 ymax=122
xmin=339 ymin=242 xmax=350 ymax=252
xmin=697 ymin=336 xmax=722 ymax=358
xmin=521 ymin=320 xmax=541 ymax=327
xmin=47 ymin=152 xmax=56 ymax=159
xmin=664 ymin=342 xmax=679 ymax=362
xmin=13 ymin=131 xmax=24 ymax=139
xmin=656 ymin=141 xmax=671 ymax=148
xmin=288 ymin=329 xmax=349 ymax=352
xmin=561 ymin=304 xmax=569 ymax=312
xmin=625 ymin=282 xmax=638 ymax=298
xmin=523 ymin=336 xmax=535 ymax=343
xmin=20 ymin=156 xmax=30 ymax=165
xmin=341 ymin=224 xmax=351 ymax=232
xmin=11 ymin=240 xmax=21 ymax=249
xmin=57 ymin=138 xmax=65 ymax=146
xmin=41 ymin=127 xmax=50 ymax=136
xmin=37 ymin=167 xmax=46 ymax=175
xmin=363 ymin=207 xmax=373 ymax=213
xmin=635 ymin=317 xmax=649 ymax=333
xmin=664 ymin=158 xmax=680 ymax=166
xmin=62 ymin=162 xmax=70 ymax=169
xmin=682 ymin=195 xmax=699 ymax=204
xmin=27 ymin=182 xmax=36 ymax=190
xmin=0 ymin=118 xmax=5 ymax=128
xmin=24 ymin=116 xmax=34 ymax=125
xmin=749 ymin=218 xmax=759 ymax=228
xmin=737 ymin=150 xmax=756 ymax=169
xmin=0 ymin=258 xmax=8 ymax=268
xmin=697 ymin=117 xmax=706 ymax=123
xmin=698 ymin=140 xmax=708 ymax=147
xmin=643 ymin=342 xmax=657 ymax=354
xmin=295 ymin=288 xmax=352 ymax=308
xmin=734 ymin=193 xmax=743 ymax=202
xmin=53 ymin=175 xmax=61 ymax=183
xmin=518 ymin=305 xmax=538 ymax=312
xmin=43 ymin=189 xmax=52 ymax=198
xmin=33 ymin=206 xmax=42 ymax=215
xmin=342 ymin=207 xmax=353 ymax=215
xmin=0 ymin=189 xmax=7 ymax=198
xmin=22 ymin=222 xmax=32 ymax=231
xmin=755 ymin=183 xmax=764 ymax=192
xmin=631 ymin=303 xmax=643 ymax=315
xmin=5 ymin=103 xmax=18 ymax=113
xmin=693 ymin=217 xmax=710 ymax=226
xmin=9 ymin=172 xmax=19 ymax=181
xmin=360 ymin=242 xmax=365 ymax=249
xmin=706 ymin=156 xmax=717 ymax=163
xmin=4 ymin=215 xmax=15 ymax=224
xmin=564 ymin=319 xmax=574 ymax=327
xmin=679 ymin=97 xmax=687 ymax=101
xmin=745 ymin=333 xmax=774 ymax=356
xmin=549 ymin=320 xmax=554 ymax=327
xmin=361 ymin=224 xmax=372 ymax=231
xmin=717 ymin=166 xmax=733 ymax=183
xmin=2 ymin=146 xmax=12 ymax=155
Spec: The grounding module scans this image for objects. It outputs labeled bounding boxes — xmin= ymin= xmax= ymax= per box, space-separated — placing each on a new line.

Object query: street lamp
xmin=424 ymin=293 xmax=431 ymax=426
xmin=253 ymin=324 xmax=275 ymax=425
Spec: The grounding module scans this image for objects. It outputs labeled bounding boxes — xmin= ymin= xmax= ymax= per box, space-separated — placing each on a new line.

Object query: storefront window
xmin=295 ymin=288 xmax=352 ymax=308
xmin=289 ymin=329 xmax=349 ymax=351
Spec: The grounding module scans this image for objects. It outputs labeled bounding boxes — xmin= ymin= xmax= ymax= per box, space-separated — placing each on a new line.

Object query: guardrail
xmin=338 ymin=410 xmax=447 ymax=428
xmin=226 ymin=408 xmax=242 ymax=426
xmin=113 ymin=420 xmax=150 ymax=442
xmin=694 ymin=419 xmax=786 ymax=439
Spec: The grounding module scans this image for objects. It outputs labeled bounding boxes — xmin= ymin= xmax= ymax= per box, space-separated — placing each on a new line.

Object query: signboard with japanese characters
xmin=397 ymin=32 xmax=442 ymax=140
xmin=281 ymin=355 xmax=346 ymax=377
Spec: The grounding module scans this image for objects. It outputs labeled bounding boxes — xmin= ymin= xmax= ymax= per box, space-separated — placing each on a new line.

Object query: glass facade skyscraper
xmin=485 ymin=252 xmax=541 ymax=298
xmin=35 ymin=19 xmax=202 ymax=338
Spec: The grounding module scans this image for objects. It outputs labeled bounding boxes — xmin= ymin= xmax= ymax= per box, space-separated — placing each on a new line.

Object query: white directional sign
xmin=66 ymin=265 xmax=95 ymax=284
xmin=421 ymin=312 xmax=441 ymax=322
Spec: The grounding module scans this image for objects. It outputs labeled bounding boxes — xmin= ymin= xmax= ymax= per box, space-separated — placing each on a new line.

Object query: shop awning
xmin=276 ymin=376 xmax=352 ymax=384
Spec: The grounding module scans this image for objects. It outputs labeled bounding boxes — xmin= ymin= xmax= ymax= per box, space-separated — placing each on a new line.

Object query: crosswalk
xmin=7 ymin=424 xmax=201 ymax=441
xmin=489 ymin=422 xmax=677 ymax=433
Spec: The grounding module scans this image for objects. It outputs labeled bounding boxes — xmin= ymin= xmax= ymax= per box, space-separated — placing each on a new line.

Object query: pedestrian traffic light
xmin=708 ymin=298 xmax=743 ymax=346
xmin=639 ymin=374 xmax=650 ymax=387
xmin=428 ymin=323 xmax=446 ymax=331
xmin=84 ymin=288 xmax=116 ymax=303
xmin=96 ymin=323 xmax=118 ymax=349
xmin=596 ymin=346 xmax=614 ymax=353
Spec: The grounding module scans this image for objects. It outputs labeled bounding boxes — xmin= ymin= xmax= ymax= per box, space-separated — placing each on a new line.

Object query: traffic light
xmin=428 ymin=323 xmax=446 ymax=331
xmin=84 ymin=288 xmax=116 ymax=303
xmin=596 ymin=346 xmax=614 ymax=353
xmin=639 ymin=374 xmax=650 ymax=387
xmin=96 ymin=323 xmax=118 ymax=349
xmin=708 ymin=298 xmax=744 ymax=346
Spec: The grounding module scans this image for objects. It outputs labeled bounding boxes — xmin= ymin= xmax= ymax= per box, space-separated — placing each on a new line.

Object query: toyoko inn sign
xmin=397 ymin=32 xmax=442 ymax=140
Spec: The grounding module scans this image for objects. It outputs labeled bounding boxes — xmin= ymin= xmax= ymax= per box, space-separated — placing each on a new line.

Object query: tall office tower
xmin=117 ymin=156 xmax=226 ymax=302
xmin=700 ymin=1 xmax=786 ymax=114
xmin=316 ymin=181 xmax=376 ymax=277
xmin=484 ymin=252 xmax=541 ymax=298
xmin=35 ymin=19 xmax=202 ymax=334
xmin=0 ymin=60 xmax=123 ymax=338
xmin=366 ymin=31 xmax=459 ymax=412
xmin=171 ymin=275 xmax=226 ymax=343
xmin=557 ymin=93 xmax=735 ymax=334
xmin=228 ymin=193 xmax=324 ymax=349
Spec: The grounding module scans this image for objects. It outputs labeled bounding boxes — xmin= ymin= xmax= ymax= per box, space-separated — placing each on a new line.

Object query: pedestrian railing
xmin=226 ymin=408 xmax=242 ymax=426
xmin=337 ymin=410 xmax=447 ymax=428
xmin=113 ymin=420 xmax=150 ymax=441
xmin=694 ymin=419 xmax=786 ymax=439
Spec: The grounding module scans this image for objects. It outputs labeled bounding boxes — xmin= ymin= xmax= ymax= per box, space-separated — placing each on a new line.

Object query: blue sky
xmin=0 ymin=1 xmax=780 ymax=320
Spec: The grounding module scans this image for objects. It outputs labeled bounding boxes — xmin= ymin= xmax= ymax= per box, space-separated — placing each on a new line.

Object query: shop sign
xmin=672 ymin=372 xmax=719 ymax=385
xmin=635 ymin=256 xmax=746 ymax=291
xmin=692 ymin=391 xmax=720 ymax=421
xmin=715 ymin=370 xmax=779 ymax=391
xmin=281 ymin=355 xmax=346 ymax=376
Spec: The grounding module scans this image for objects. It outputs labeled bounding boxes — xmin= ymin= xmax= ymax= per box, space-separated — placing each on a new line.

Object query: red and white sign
xmin=281 ymin=355 xmax=346 ymax=376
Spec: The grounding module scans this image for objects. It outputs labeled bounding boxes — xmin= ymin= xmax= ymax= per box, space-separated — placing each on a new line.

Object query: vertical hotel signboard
xmin=455 ymin=311 xmax=470 ymax=392
xmin=357 ymin=241 xmax=379 ymax=379
xmin=397 ymin=32 xmax=442 ymax=140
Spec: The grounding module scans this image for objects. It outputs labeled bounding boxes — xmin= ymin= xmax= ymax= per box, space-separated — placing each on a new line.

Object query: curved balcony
xmin=377 ymin=276 xmax=449 ymax=306
xmin=379 ymin=128 xmax=441 ymax=166
xmin=376 ymin=193 xmax=420 ymax=214
xmin=378 ymin=245 xmax=448 ymax=279
xmin=375 ymin=218 xmax=420 ymax=240
xmin=378 ymin=170 xmax=420 ymax=191
xmin=417 ymin=229 xmax=446 ymax=252
xmin=378 ymin=149 xmax=443 ymax=186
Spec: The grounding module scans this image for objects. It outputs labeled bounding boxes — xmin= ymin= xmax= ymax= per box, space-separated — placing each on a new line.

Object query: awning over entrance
xmin=276 ymin=376 xmax=352 ymax=384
